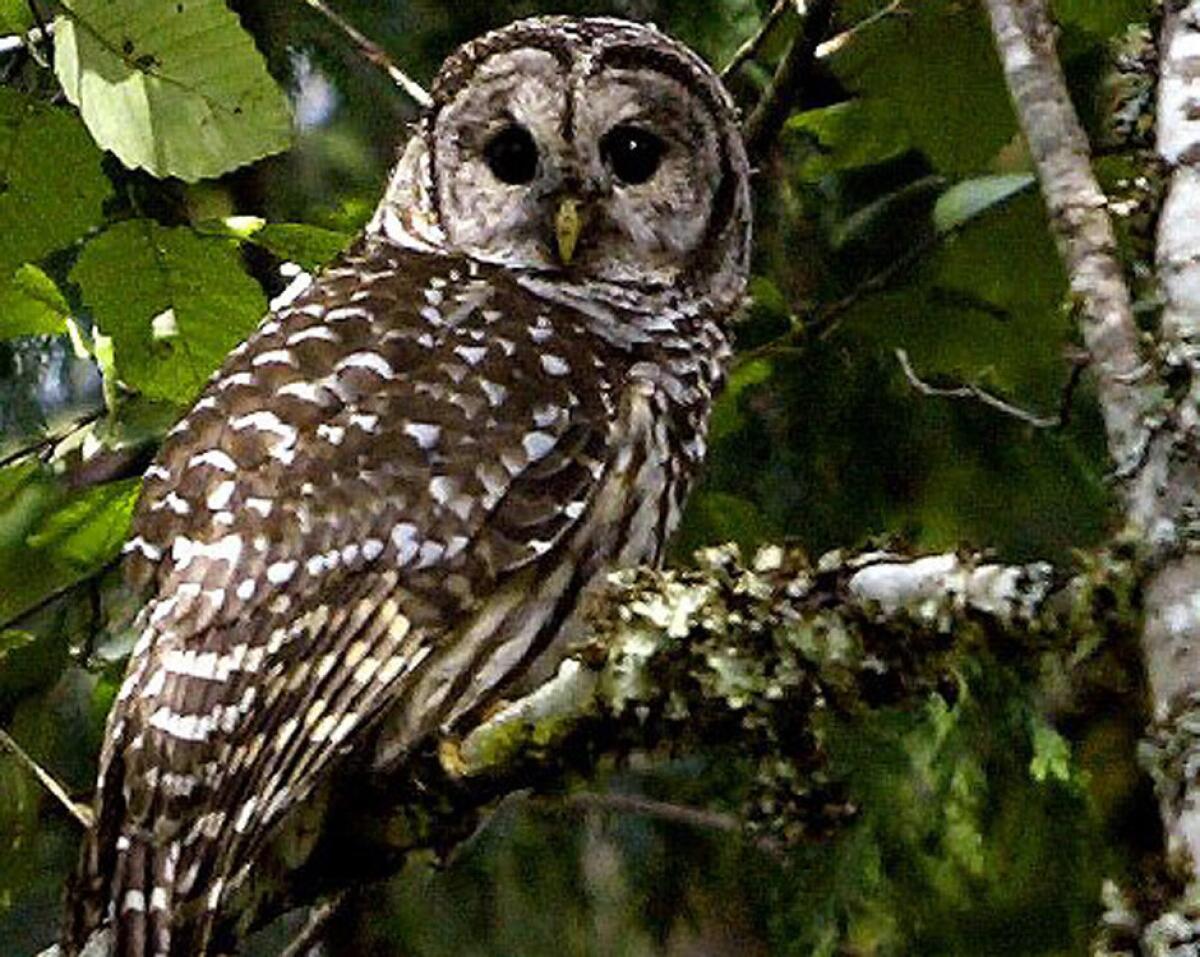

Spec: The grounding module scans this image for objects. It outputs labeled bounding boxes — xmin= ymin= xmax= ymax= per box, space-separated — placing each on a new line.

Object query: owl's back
xmin=65 ymin=235 xmax=726 ymax=956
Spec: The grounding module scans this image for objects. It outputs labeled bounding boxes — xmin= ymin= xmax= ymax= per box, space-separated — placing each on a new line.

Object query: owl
xmin=62 ymin=15 xmax=751 ymax=957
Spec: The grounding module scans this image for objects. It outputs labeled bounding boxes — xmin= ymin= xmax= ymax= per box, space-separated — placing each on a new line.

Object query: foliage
xmin=54 ymin=0 xmax=293 ymax=181
xmin=0 ymin=0 xmax=1158 ymax=954
xmin=71 ymin=220 xmax=266 ymax=402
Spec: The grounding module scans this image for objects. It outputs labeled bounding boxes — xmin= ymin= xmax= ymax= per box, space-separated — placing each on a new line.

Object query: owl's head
xmin=374 ymin=17 xmax=752 ymax=314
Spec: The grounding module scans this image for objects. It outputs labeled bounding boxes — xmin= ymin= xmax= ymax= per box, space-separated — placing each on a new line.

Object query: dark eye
xmin=600 ymin=125 xmax=666 ymax=185
xmin=483 ymin=124 xmax=539 ymax=185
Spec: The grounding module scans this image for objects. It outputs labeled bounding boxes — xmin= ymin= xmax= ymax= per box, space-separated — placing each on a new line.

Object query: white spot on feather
xmin=480 ymin=379 xmax=507 ymax=407
xmin=286 ymin=326 xmax=338 ymax=346
xmin=217 ymin=372 xmax=254 ymax=391
xmin=267 ymin=560 xmax=298 ymax=584
xmin=246 ymin=496 xmax=273 ymax=517
xmin=454 ymin=344 xmax=488 ymax=366
xmin=336 ymin=351 xmax=395 ymax=379
xmin=391 ymin=523 xmax=420 ymax=566
xmin=278 ymin=381 xmax=326 ymax=403
xmin=522 ymin=431 xmax=556 ymax=461
xmin=188 ymin=449 xmax=237 ymax=473
xmin=206 ymin=480 xmax=236 ymax=511
xmin=251 ymin=349 xmax=298 ymax=368
xmin=540 ymin=354 xmax=570 ymax=376
xmin=317 ymin=423 xmax=345 ymax=446
xmin=326 ymin=306 xmax=370 ymax=322
xmin=404 ymin=422 xmax=441 ymax=449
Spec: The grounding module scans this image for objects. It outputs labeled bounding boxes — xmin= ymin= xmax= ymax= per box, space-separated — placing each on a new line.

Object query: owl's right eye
xmin=484 ymin=124 xmax=540 ymax=185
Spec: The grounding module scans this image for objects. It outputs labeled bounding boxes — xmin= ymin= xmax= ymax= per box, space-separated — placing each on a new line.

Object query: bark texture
xmin=982 ymin=0 xmax=1153 ymax=492
xmin=987 ymin=0 xmax=1200 ymax=946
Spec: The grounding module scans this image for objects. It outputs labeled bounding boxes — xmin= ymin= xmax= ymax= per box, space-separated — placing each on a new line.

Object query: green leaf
xmin=72 ymin=219 xmax=267 ymax=403
xmin=0 ymin=463 xmax=86 ymax=623
xmin=832 ymin=175 xmax=945 ymax=250
xmin=53 ymin=0 xmax=293 ymax=182
xmin=0 ymin=0 xmax=32 ymax=33
xmin=1052 ymin=0 xmax=1150 ymax=37
xmin=786 ymin=101 xmax=912 ymax=178
xmin=829 ymin=0 xmax=1016 ymax=174
xmin=676 ymin=491 xmax=774 ymax=556
xmin=25 ymin=477 xmax=140 ymax=568
xmin=0 ymin=629 xmax=65 ymax=702
xmin=1029 ymin=720 xmax=1072 ymax=783
xmin=848 ymin=192 xmax=1069 ymax=404
xmin=710 ymin=358 xmax=773 ymax=443
xmin=0 ymin=87 xmax=111 ymax=273
xmin=933 ymin=174 xmax=1037 ymax=235
xmin=0 ymin=630 xmax=34 ymax=662
xmin=250 ymin=223 xmax=353 ymax=270
xmin=196 ymin=219 xmax=353 ymax=269
xmin=0 ymin=265 xmax=70 ymax=340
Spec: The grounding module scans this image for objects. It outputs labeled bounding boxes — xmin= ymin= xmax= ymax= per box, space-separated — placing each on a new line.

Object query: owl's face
xmin=380 ymin=18 xmax=751 ymax=309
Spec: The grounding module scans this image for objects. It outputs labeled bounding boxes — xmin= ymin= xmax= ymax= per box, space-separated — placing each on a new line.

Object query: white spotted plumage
xmin=66 ymin=15 xmax=750 ymax=957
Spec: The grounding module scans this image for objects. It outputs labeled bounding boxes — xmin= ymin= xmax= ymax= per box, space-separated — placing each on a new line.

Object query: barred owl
xmin=63 ymin=16 xmax=751 ymax=957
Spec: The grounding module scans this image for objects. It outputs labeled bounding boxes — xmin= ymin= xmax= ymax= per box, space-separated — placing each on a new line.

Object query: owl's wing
xmin=73 ymin=241 xmax=625 ymax=956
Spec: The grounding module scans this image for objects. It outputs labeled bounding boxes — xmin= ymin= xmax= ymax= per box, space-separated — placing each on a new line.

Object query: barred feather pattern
xmin=62 ymin=236 xmax=730 ymax=956
xmin=63 ymin=15 xmax=752 ymax=956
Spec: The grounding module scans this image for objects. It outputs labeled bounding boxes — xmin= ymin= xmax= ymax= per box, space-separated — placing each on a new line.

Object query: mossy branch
xmin=45 ymin=543 xmax=1140 ymax=957
xmin=233 ymin=544 xmax=1133 ymax=953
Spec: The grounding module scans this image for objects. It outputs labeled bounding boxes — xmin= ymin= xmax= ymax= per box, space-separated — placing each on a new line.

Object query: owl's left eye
xmin=484 ymin=124 xmax=540 ymax=185
xmin=601 ymin=125 xmax=666 ymax=185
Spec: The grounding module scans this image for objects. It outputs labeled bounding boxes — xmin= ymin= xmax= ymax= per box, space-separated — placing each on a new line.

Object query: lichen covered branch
xmin=43 ymin=543 xmax=1124 ymax=957
xmin=217 ymin=544 xmax=1103 ymax=954
xmin=985 ymin=0 xmax=1200 ymax=936
xmin=1131 ymin=0 xmax=1200 ymax=916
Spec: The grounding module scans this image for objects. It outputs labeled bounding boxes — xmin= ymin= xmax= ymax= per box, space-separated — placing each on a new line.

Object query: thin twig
xmin=0 ymin=407 xmax=104 ymax=470
xmin=724 ymin=0 xmax=906 ymax=87
xmin=559 ymin=792 xmax=784 ymax=858
xmin=895 ymin=348 xmax=1061 ymax=429
xmin=277 ymin=891 xmax=348 ymax=957
xmin=744 ymin=0 xmax=835 ymax=161
xmin=721 ymin=0 xmax=791 ymax=79
xmin=736 ymin=231 xmax=944 ymax=367
xmin=0 ymin=27 xmax=46 ymax=55
xmin=300 ymin=0 xmax=432 ymax=109
xmin=0 ymin=727 xmax=94 ymax=828
xmin=814 ymin=0 xmax=906 ymax=59
xmin=22 ymin=0 xmax=49 ymax=66
xmin=814 ymin=234 xmax=940 ymax=341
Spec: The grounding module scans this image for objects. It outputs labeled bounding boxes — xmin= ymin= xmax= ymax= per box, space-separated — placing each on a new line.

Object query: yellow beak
xmin=554 ymin=197 xmax=584 ymax=266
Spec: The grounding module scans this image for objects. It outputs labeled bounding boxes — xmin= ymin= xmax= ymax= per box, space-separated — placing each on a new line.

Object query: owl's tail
xmin=63 ymin=740 xmax=179 ymax=957
xmin=109 ymin=829 xmax=180 ymax=957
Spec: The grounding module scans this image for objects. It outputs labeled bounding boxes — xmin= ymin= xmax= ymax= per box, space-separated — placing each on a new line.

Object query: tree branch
xmin=0 ymin=408 xmax=103 ymax=471
xmin=43 ymin=541 xmax=1135 ymax=957
xmin=985 ymin=0 xmax=1200 ymax=942
xmin=894 ymin=347 xmax=1067 ymax=429
xmin=743 ymin=0 xmax=836 ymax=162
xmin=721 ymin=0 xmax=792 ymax=80
xmin=0 ymin=727 xmax=93 ymax=828
xmin=981 ymin=0 xmax=1155 ymax=490
xmin=226 ymin=546 xmax=1100 ymax=950
xmin=814 ymin=0 xmax=906 ymax=60
xmin=299 ymin=0 xmax=432 ymax=109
